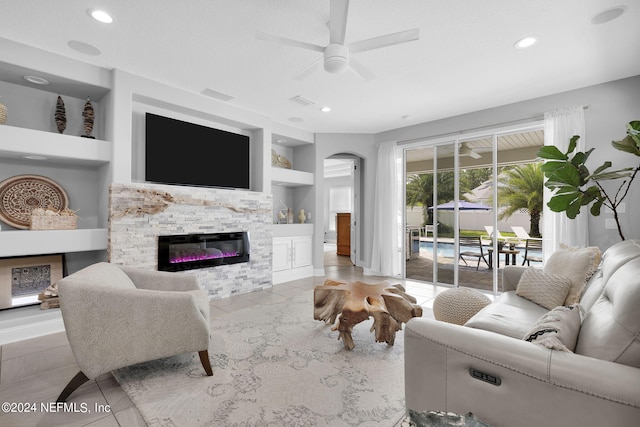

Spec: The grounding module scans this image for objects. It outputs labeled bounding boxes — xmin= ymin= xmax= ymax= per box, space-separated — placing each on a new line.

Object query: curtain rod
xmin=396 ymin=105 xmax=589 ymax=146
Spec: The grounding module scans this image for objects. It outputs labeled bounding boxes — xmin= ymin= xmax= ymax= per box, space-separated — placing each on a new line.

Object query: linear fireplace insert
xmin=158 ymin=232 xmax=250 ymax=272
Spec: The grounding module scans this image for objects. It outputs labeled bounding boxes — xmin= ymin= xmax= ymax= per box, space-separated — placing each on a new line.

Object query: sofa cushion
xmin=576 ymin=255 xmax=640 ymax=368
xmin=515 ymin=267 xmax=573 ymax=310
xmin=523 ymin=304 xmax=582 ymax=352
xmin=545 ymin=245 xmax=602 ymax=305
xmin=465 ymin=291 xmax=548 ymax=339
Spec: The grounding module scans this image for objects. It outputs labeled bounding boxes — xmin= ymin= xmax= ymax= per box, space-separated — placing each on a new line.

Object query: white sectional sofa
xmin=404 ymin=239 xmax=640 ymax=427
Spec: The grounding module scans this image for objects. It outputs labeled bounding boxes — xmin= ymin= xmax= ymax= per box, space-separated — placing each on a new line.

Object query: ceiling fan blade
xmin=293 ymin=58 xmax=323 ymax=81
xmin=348 ymin=28 xmax=420 ymax=53
xmin=329 ymin=0 xmax=350 ymax=44
xmin=255 ymin=31 xmax=324 ymax=52
xmin=349 ymin=58 xmax=376 ymax=82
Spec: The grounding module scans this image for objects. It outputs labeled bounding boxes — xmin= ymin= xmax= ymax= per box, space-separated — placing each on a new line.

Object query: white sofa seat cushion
xmin=465 ymin=291 xmax=548 ymax=339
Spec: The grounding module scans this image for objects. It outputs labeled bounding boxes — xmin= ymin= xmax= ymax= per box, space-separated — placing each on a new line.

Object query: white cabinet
xmin=272 ymin=235 xmax=313 ymax=284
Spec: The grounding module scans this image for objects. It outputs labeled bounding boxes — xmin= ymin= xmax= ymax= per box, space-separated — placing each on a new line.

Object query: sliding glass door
xmin=403 ymin=125 xmax=545 ymax=294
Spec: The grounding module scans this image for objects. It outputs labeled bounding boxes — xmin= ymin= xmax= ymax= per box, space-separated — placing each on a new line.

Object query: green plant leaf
xmin=547 ymin=163 xmax=581 ymax=187
xmin=566 ymin=196 xmax=584 ymax=218
xmin=540 ymin=161 xmax=566 ymax=174
xmin=590 ymin=198 xmax=604 ymax=216
xmin=567 ymin=135 xmax=580 ymax=154
xmin=592 ymin=161 xmax=613 ymax=176
xmin=547 ymin=193 xmax=580 ymax=212
xmin=612 ymin=135 xmax=640 ymax=156
xmin=591 ymin=169 xmax=633 ymax=180
xmin=537 ymin=146 xmax=567 ymax=160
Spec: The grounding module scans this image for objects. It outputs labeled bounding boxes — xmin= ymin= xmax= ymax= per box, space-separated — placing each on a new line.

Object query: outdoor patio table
xmin=487 ymin=248 xmax=520 ymax=269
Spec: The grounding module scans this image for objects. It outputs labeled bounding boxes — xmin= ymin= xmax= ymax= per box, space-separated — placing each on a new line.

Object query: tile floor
xmin=0 ymin=255 xmax=466 ymax=427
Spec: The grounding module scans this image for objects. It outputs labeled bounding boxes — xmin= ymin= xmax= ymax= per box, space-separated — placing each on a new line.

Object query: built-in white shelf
xmin=272 ymin=223 xmax=314 ymax=237
xmin=0 ymin=125 xmax=111 ymax=165
xmin=271 ymin=167 xmax=314 ymax=187
xmin=0 ymin=304 xmax=64 ymax=346
xmin=0 ymin=228 xmax=108 ymax=257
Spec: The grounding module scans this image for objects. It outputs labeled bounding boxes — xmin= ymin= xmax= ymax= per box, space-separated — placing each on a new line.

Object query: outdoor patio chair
xmin=511 ymin=226 xmax=531 ymax=240
xmin=522 ymin=238 xmax=543 ymax=266
xmin=483 ymin=225 xmax=506 ymax=241
xmin=458 ymin=236 xmax=490 ymax=270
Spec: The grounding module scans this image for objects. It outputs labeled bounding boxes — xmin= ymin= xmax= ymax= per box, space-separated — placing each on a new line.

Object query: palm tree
xmin=406 ymin=171 xmax=466 ymax=226
xmin=497 ymin=163 xmax=544 ymax=237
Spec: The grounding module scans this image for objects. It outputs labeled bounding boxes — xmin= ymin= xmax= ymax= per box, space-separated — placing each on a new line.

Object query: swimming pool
xmin=419 ymin=241 xmax=542 ymax=266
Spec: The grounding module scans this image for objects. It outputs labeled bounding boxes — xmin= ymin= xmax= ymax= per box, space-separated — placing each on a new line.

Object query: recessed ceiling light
xmin=68 ymin=40 xmax=102 ymax=56
xmin=514 ymin=36 xmax=537 ymax=49
xmin=320 ymin=106 xmax=331 ymax=113
xmin=23 ymin=75 xmax=50 ymax=85
xmin=87 ymin=9 xmax=113 ymax=24
xmin=276 ymin=139 xmax=287 ymax=143
xmin=590 ymin=6 xmax=626 ymax=25
xmin=23 ymin=155 xmax=48 ymax=160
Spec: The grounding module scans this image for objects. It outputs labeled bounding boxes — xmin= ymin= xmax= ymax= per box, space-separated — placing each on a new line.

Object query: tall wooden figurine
xmin=55 ymin=95 xmax=66 ymax=133
xmin=82 ymin=98 xmax=95 ymax=138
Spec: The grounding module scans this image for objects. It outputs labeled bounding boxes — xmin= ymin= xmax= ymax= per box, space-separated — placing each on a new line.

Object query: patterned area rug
xmin=113 ymin=290 xmax=412 ymax=427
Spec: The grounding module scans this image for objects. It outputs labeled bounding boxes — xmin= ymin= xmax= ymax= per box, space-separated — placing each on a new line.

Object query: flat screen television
xmin=145 ymin=112 xmax=250 ymax=190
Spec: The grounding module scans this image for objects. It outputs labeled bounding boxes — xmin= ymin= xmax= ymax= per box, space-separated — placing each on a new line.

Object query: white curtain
xmin=543 ymin=106 xmax=588 ymax=258
xmin=371 ymin=141 xmax=402 ymax=277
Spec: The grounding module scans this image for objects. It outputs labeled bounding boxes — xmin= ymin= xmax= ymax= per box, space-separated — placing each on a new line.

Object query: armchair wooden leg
xmin=199 ymin=350 xmax=213 ymax=376
xmin=57 ymin=371 xmax=90 ymax=402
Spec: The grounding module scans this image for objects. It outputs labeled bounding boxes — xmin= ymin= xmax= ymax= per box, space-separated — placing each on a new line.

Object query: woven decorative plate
xmin=0 ymin=175 xmax=69 ymax=229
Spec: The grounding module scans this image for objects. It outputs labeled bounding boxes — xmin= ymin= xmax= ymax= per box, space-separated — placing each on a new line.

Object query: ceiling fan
xmin=255 ymin=0 xmax=419 ymax=81
xmin=460 ymin=142 xmax=487 ymax=159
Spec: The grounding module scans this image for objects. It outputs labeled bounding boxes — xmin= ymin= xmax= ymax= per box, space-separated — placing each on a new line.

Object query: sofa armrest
xmin=59 ymin=283 xmax=209 ymax=379
xmin=404 ymin=317 xmax=640 ymax=427
xmin=501 ymin=265 xmax=527 ymax=292
xmin=119 ymin=266 xmax=200 ymax=292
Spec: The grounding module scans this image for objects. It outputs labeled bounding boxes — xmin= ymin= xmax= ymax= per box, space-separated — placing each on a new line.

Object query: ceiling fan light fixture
xmin=87 ymin=9 xmax=114 ymax=24
xmin=514 ymin=36 xmax=536 ymax=49
xmin=324 ymin=44 xmax=349 ymax=74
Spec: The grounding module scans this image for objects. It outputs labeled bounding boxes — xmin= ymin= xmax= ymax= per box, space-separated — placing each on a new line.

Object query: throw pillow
xmin=515 ymin=267 xmax=572 ymax=310
xmin=523 ymin=304 xmax=582 ymax=352
xmin=545 ymin=245 xmax=602 ymax=305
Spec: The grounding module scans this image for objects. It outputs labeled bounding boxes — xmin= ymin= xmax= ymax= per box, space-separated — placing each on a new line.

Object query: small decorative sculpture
xmin=55 ymin=96 xmax=66 ymax=133
xmin=0 ymin=96 xmax=7 ymax=125
xmin=298 ymin=209 xmax=306 ymax=223
xmin=81 ymin=98 xmax=95 ymax=138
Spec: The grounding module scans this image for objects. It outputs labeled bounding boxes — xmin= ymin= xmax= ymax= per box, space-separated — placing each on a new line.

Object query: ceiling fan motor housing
xmin=324 ymin=44 xmax=349 ymax=73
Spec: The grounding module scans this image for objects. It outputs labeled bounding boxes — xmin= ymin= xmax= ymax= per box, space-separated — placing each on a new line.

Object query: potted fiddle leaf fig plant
xmin=537 ymin=120 xmax=640 ymax=241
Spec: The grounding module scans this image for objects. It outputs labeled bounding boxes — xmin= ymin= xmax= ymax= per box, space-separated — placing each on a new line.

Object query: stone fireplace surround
xmin=108 ymin=183 xmax=273 ymax=300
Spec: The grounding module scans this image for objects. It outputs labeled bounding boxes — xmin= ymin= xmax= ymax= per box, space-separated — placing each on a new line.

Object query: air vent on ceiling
xmin=289 ymin=95 xmax=316 ymax=107
xmin=201 ymin=88 xmax=234 ymax=102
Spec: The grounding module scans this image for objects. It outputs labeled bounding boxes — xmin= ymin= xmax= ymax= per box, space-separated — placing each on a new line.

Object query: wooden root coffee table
xmin=313 ymin=279 xmax=423 ymax=350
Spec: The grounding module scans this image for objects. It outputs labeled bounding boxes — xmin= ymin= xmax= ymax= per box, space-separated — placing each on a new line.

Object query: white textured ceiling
xmin=1 ymin=0 xmax=639 ymax=134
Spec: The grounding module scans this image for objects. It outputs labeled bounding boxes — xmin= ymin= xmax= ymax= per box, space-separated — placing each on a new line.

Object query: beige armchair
xmin=56 ymin=262 xmax=212 ymax=402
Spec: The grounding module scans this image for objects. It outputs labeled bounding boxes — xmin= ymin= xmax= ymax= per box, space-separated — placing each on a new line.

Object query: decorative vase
xmin=298 ymin=209 xmax=306 ymax=224
xmin=0 ymin=98 xmax=7 ymax=124
xmin=287 ymin=209 xmax=294 ymax=224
